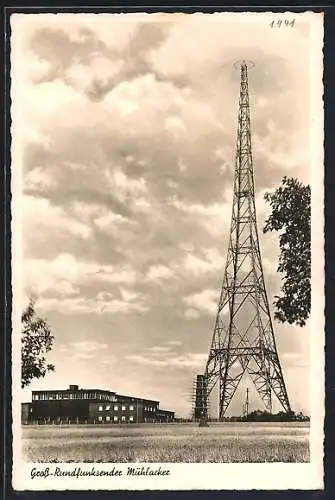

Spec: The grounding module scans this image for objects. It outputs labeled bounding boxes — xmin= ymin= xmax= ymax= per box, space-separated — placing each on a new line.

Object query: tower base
xmin=199 ymin=417 xmax=209 ymax=427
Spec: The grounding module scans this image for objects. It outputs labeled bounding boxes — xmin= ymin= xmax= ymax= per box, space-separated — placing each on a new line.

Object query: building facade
xmin=22 ymin=385 xmax=175 ymax=425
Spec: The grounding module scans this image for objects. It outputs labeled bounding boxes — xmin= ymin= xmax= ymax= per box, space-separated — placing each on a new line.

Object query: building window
xmin=129 ymin=416 xmax=134 ymax=422
xmin=114 ymin=405 xmax=118 ymax=411
xmin=121 ymin=416 xmax=125 ymax=422
xmin=129 ymin=405 xmax=134 ymax=411
xmin=98 ymin=416 xmax=103 ymax=422
xmin=121 ymin=405 xmax=126 ymax=411
xmin=98 ymin=406 xmax=103 ymax=411
xmin=113 ymin=416 xmax=118 ymax=422
xmin=106 ymin=405 xmax=110 ymax=411
xmin=106 ymin=416 xmax=110 ymax=422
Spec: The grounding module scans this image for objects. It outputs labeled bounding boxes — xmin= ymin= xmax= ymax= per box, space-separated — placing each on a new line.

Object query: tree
xmin=263 ymin=176 xmax=311 ymax=327
xmin=21 ymin=297 xmax=55 ymax=388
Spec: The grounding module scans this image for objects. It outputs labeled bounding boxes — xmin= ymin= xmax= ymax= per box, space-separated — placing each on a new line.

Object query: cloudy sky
xmin=11 ymin=13 xmax=318 ymax=417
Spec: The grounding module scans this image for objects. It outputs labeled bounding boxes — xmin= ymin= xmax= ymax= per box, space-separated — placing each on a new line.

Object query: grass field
xmin=22 ymin=422 xmax=310 ymax=463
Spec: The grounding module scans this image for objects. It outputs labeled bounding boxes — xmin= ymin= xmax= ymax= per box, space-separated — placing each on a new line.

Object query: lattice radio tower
xmin=198 ymin=61 xmax=291 ymax=421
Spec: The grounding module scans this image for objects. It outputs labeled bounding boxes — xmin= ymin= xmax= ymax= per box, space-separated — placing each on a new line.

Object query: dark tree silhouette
xmin=21 ymin=297 xmax=55 ymax=388
xmin=263 ymin=176 xmax=311 ymax=327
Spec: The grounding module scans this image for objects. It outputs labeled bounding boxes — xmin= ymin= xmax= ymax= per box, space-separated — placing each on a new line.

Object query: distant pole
xmin=245 ymin=388 xmax=249 ymax=417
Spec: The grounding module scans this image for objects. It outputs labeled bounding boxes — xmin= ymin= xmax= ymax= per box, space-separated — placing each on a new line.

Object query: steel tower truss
xmin=203 ymin=62 xmax=291 ymax=420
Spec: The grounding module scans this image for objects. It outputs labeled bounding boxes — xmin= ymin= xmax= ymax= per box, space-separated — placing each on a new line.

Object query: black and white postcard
xmin=10 ymin=11 xmax=324 ymax=491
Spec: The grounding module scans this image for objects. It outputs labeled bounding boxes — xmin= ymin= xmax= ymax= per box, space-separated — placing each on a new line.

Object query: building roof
xmin=116 ymin=394 xmax=159 ymax=404
xmin=157 ymin=408 xmax=175 ymax=415
xmin=32 ymin=387 xmax=116 ymax=394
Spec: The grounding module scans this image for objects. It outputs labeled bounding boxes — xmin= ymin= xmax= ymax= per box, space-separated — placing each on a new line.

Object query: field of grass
xmin=22 ymin=422 xmax=310 ymax=463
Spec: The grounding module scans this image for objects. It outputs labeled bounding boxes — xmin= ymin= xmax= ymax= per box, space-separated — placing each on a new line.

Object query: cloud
xmin=110 ymin=169 xmax=147 ymax=199
xmin=39 ymin=295 xmax=149 ymax=315
xmin=24 ymin=253 xmax=137 ymax=299
xmin=101 ymin=355 xmax=118 ymax=365
xmin=23 ymin=196 xmax=92 ymax=241
xmin=125 ymin=352 xmax=207 ymax=369
xmin=25 ymin=167 xmax=56 ymax=191
xmin=65 ymin=57 xmax=124 ymax=95
xmin=147 ymin=346 xmax=171 ymax=353
xmin=124 ymin=339 xmax=206 ymax=370
xmin=168 ymin=195 xmax=233 ymax=237
xmin=183 ymin=247 xmax=226 ymax=276
xmin=165 ymin=115 xmax=186 ymax=137
xmin=18 ymin=77 xmax=85 ymax=134
xmin=120 ymin=288 xmax=141 ymax=302
xmin=184 ymin=308 xmax=201 ymax=320
xmin=147 ymin=264 xmax=176 ymax=283
xmin=60 ymin=341 xmax=109 ymax=361
xmin=168 ymin=196 xmax=229 ymax=217
xmin=182 ymin=289 xmax=218 ymax=316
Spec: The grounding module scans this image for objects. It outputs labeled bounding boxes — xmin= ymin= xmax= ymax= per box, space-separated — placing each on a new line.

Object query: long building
xmin=21 ymin=384 xmax=175 ymax=425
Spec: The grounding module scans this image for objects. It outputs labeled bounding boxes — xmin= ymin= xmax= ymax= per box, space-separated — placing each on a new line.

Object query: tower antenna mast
xmin=197 ymin=61 xmax=291 ymax=421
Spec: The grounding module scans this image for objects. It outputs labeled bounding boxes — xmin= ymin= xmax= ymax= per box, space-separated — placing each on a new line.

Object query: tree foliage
xmin=263 ymin=176 xmax=311 ymax=327
xmin=21 ymin=297 xmax=55 ymax=388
